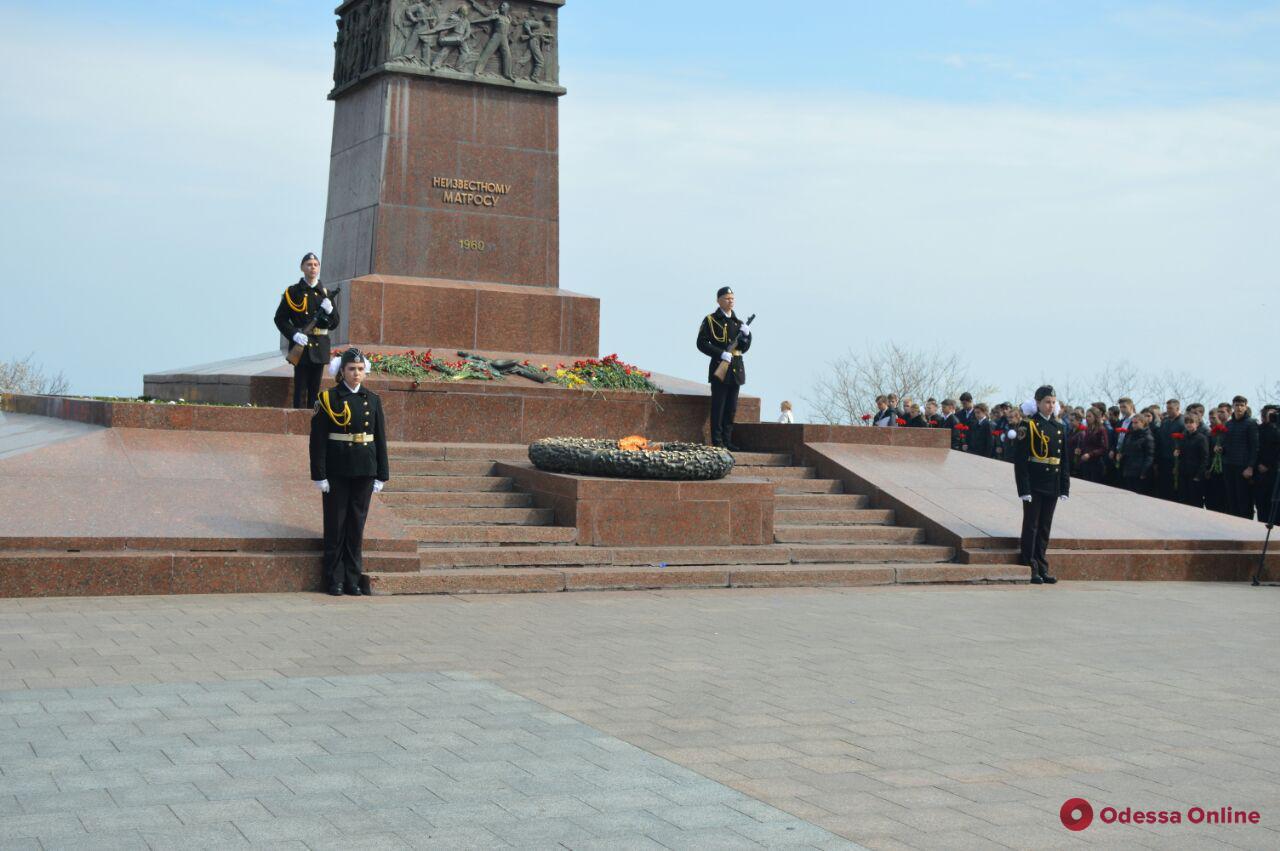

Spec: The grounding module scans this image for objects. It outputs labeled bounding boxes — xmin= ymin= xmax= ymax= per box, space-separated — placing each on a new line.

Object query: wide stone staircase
xmin=368 ymin=443 xmax=1023 ymax=594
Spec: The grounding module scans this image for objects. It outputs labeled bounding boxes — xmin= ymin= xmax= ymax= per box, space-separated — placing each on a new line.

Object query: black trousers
xmin=1179 ymin=478 xmax=1206 ymax=509
xmin=1019 ymin=492 xmax=1058 ymax=572
xmin=1223 ymin=465 xmax=1254 ymax=520
xmin=1156 ymin=463 xmax=1177 ymax=501
xmin=709 ymin=380 xmax=741 ymax=444
xmin=322 ymin=475 xmax=375 ymax=592
xmin=1122 ymin=476 xmax=1145 ymax=494
xmin=293 ymin=360 xmax=324 ymax=409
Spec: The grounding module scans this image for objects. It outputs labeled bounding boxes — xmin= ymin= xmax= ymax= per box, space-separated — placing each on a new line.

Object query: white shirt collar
xmin=305 ymin=277 xmax=320 ymax=289
xmin=342 ymin=381 xmax=361 ymax=393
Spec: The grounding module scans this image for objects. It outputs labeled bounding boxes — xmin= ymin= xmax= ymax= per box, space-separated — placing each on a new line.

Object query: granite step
xmin=386 ymin=442 xmax=528 ymax=461
xmin=774 ymin=508 xmax=894 ymax=526
xmin=728 ymin=466 xmax=816 ymax=481
xmin=391 ymin=507 xmax=553 ymax=526
xmin=788 ymin=543 xmax=954 ymax=563
xmin=382 ymin=475 xmax=514 ymax=493
xmin=389 ymin=459 xmax=498 ymax=476
xmin=418 ymin=546 xmax=614 ymax=569
xmin=0 ymin=549 xmax=418 ymax=595
xmin=378 ymin=491 xmax=534 ymax=508
xmin=413 ymin=542 xmax=953 ymax=569
xmin=774 ymin=525 xmax=925 ymax=544
xmin=775 ymin=493 xmax=869 ymax=509
xmin=728 ymin=452 xmax=793 ymax=467
xmin=366 ymin=562 xmax=1025 ymax=595
xmin=409 ymin=525 xmax=578 ymax=545
xmin=773 ymin=479 xmax=844 ymax=494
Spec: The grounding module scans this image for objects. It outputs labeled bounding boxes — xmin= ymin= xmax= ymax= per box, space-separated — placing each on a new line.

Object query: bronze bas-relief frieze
xmin=333 ymin=0 xmax=565 ymax=97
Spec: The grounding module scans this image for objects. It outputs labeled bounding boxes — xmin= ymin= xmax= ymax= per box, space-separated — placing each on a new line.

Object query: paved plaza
xmin=1 ymin=582 xmax=1278 ymax=849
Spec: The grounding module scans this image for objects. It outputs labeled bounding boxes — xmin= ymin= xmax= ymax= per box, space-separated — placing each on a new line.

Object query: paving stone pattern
xmin=1 ymin=583 xmax=1278 ymax=849
xmin=0 ymin=672 xmax=852 ymax=849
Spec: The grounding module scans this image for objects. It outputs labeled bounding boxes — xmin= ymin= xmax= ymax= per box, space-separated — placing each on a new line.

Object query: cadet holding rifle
xmin=696 ymin=286 xmax=753 ymax=451
xmin=274 ymin=252 xmax=340 ymax=409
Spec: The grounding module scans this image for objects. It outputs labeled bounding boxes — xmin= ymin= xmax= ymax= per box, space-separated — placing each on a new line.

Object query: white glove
xmin=1059 ymin=495 xmax=1069 ymax=501
xmin=373 ymin=480 xmax=385 ymax=494
xmin=320 ymin=298 xmax=334 ymax=315
xmin=720 ymin=352 xmax=733 ymax=363
xmin=739 ymin=325 xmax=751 ymax=336
xmin=292 ymin=332 xmax=309 ymax=347
xmin=1020 ymin=495 xmax=1032 ymax=502
xmin=314 ymin=479 xmax=330 ymax=494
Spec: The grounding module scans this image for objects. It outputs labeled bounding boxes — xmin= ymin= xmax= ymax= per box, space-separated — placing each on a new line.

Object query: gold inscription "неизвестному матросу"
xmin=432 ymin=176 xmax=513 ymax=208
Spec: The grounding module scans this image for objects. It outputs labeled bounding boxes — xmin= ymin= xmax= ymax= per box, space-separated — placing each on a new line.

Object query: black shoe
xmin=343 ymin=585 xmax=361 ymax=596
xmin=1040 ymin=573 xmax=1058 ymax=584
xmin=726 ymin=442 xmax=744 ymax=453
xmin=327 ymin=586 xmax=343 ymax=596
xmin=358 ymin=585 xmax=372 ymax=596
xmin=1029 ymin=574 xmax=1043 ymax=585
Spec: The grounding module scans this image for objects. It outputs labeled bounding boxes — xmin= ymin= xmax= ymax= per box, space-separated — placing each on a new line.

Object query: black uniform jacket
xmin=275 ymin=279 xmax=340 ymax=365
xmin=968 ymin=417 xmax=995 ymax=457
xmin=1118 ymin=427 xmax=1155 ymax=479
xmin=1221 ymin=415 xmax=1260 ymax=468
xmin=1259 ymin=421 xmax=1280 ymax=470
xmin=309 ymin=382 xmax=390 ymax=482
xmin=695 ymin=309 xmax=752 ymax=385
xmin=1178 ymin=430 xmax=1211 ymax=481
xmin=1013 ymin=413 xmax=1071 ymax=497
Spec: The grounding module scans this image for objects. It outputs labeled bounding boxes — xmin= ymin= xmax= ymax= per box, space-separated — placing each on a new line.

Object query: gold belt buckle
xmin=1031 ymin=457 xmax=1061 ymax=466
xmin=311 ymin=328 xmax=329 ymax=336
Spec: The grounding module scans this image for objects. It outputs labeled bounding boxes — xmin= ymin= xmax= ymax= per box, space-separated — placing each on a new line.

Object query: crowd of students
xmin=868 ymin=392 xmax=1280 ymax=523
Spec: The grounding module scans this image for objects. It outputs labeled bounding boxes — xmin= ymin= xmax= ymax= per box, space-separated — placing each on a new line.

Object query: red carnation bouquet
xmin=1209 ymin=424 xmax=1227 ymax=474
xmin=896 ymin=417 xmax=906 ymax=426
xmin=861 ymin=413 xmax=872 ymax=424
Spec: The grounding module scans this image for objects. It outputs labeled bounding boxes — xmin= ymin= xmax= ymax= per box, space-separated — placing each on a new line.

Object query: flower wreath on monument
xmin=529 ymin=436 xmax=733 ymax=480
xmin=331 ymin=349 xmax=661 ymax=393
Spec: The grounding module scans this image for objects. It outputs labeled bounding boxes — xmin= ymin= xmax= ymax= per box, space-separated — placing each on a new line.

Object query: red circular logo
xmin=1060 ymin=797 xmax=1093 ymax=831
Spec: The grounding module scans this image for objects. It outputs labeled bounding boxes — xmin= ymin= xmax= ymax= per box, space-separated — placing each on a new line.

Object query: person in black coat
xmin=1256 ymin=406 xmax=1280 ymax=524
xmin=1154 ymin=400 xmax=1185 ymax=501
xmin=695 ymin=286 xmax=752 ymax=450
xmin=1176 ymin=413 xmax=1211 ymax=508
xmin=903 ymin=402 xmax=928 ymax=428
xmin=310 ymin=349 xmax=390 ymax=596
xmin=1117 ymin=414 xmax=1155 ymax=492
xmin=1221 ymin=396 xmax=1260 ymax=519
xmin=967 ymin=403 xmax=995 ymax=457
xmin=1013 ymin=386 xmax=1070 ymax=584
xmin=275 ymin=252 xmax=340 ymax=409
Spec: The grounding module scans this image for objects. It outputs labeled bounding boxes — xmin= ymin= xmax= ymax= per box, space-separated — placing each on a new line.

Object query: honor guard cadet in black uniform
xmin=696 ymin=286 xmax=752 ymax=450
xmin=1013 ymin=385 xmax=1070 ymax=585
xmin=310 ymin=349 xmax=390 ymax=596
xmin=275 ymin=252 xmax=340 ymax=409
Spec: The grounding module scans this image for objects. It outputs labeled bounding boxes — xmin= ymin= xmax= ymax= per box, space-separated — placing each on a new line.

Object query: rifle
xmin=285 ymin=287 xmax=341 ymax=366
xmin=712 ymin=313 xmax=755 ymax=383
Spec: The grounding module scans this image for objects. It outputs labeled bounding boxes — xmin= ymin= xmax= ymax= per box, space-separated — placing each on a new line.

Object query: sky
xmin=2 ymin=1 xmax=1279 ymax=419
